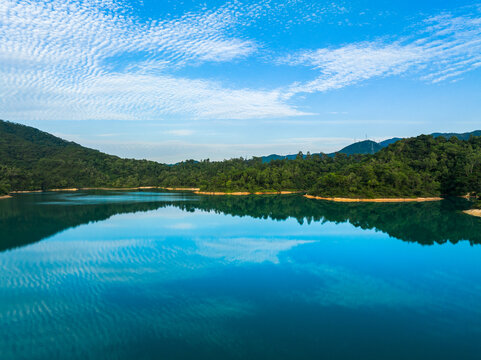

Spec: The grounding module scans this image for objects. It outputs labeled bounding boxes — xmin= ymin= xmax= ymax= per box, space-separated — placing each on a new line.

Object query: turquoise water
xmin=1 ymin=191 xmax=481 ymax=359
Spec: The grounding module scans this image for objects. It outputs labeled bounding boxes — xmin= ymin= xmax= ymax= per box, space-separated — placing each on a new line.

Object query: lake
xmin=1 ymin=191 xmax=481 ymax=359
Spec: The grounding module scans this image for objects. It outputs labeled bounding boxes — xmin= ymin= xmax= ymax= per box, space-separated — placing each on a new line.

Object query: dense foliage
xmin=0 ymin=120 xmax=168 ymax=194
xmin=1 ymin=120 xmax=481 ymax=199
xmin=159 ymin=135 xmax=481 ymax=198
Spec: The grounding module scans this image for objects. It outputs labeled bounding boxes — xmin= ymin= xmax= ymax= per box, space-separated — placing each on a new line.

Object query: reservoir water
xmin=1 ymin=191 xmax=481 ymax=359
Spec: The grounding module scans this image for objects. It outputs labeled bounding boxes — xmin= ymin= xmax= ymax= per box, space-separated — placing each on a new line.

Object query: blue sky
xmin=1 ymin=0 xmax=480 ymax=162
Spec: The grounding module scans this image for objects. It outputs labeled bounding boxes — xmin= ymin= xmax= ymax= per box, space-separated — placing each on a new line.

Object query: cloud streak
xmin=282 ymin=8 xmax=481 ymax=96
xmin=0 ymin=1 xmax=480 ymax=122
xmin=0 ymin=0 xmax=306 ymax=121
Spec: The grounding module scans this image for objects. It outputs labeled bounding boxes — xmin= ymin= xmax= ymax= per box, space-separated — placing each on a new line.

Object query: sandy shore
xmin=9 ymin=186 xmax=161 ymax=194
xmin=49 ymin=188 xmax=79 ymax=192
xmin=8 ymin=187 xmax=299 ymax=195
xmin=162 ymin=187 xmax=200 ymax=191
xmin=195 ymin=191 xmax=299 ymax=196
xmin=0 ymin=195 xmax=12 ymax=200
xmin=77 ymin=186 xmax=160 ymax=191
xmin=463 ymin=209 xmax=481 ymax=218
xmin=195 ymin=191 xmax=251 ymax=195
xmin=304 ymin=195 xmax=443 ymax=203
xmin=10 ymin=190 xmax=43 ymax=194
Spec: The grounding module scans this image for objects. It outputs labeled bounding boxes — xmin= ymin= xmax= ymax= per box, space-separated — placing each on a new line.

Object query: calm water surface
xmin=1 ymin=191 xmax=481 ymax=359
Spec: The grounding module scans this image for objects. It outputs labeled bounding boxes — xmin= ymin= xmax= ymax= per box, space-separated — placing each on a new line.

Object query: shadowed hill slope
xmin=0 ymin=120 xmax=168 ymax=194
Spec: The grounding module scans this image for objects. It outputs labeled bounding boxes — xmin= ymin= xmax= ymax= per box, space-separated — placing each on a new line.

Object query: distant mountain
xmin=332 ymin=140 xmax=382 ymax=156
xmin=261 ymin=140 xmax=381 ymax=163
xmin=261 ymin=153 xmax=298 ymax=163
xmin=260 ymin=140 xmax=387 ymax=163
xmin=261 ymin=130 xmax=481 ymax=163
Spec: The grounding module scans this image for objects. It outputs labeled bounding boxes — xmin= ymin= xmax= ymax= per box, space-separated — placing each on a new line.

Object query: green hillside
xmin=0 ymin=120 xmax=167 ymax=194
xmin=161 ymin=136 xmax=481 ymax=198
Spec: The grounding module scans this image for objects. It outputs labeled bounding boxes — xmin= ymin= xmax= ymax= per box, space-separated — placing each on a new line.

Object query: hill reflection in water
xmin=1 ymin=190 xmax=480 ymax=253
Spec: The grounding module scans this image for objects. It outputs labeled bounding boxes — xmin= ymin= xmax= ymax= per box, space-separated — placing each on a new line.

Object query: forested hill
xmin=160 ymin=135 xmax=481 ymax=199
xmin=0 ymin=120 xmax=168 ymax=194
xmin=1 ymin=120 xmax=481 ymax=200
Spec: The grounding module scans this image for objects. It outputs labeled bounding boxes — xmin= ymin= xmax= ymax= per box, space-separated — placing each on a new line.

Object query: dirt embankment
xmin=48 ymin=188 xmax=79 ymax=192
xmin=162 ymin=187 xmax=200 ymax=191
xmin=304 ymin=195 xmax=443 ymax=203
xmin=463 ymin=209 xmax=481 ymax=218
xmin=10 ymin=190 xmax=43 ymax=194
xmin=8 ymin=186 xmax=162 ymax=194
xmin=195 ymin=191 xmax=300 ymax=196
xmin=80 ymin=186 xmax=161 ymax=191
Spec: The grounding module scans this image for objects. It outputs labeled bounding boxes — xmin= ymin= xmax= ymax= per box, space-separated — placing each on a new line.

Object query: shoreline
xmin=304 ymin=195 xmax=443 ymax=203
xmin=47 ymin=188 xmax=79 ymax=192
xmin=463 ymin=209 xmax=481 ymax=218
xmin=195 ymin=191 xmax=299 ymax=196
xmin=5 ymin=187 xmax=299 ymax=197
xmin=162 ymin=187 xmax=200 ymax=191
xmin=10 ymin=186 xmax=161 ymax=194
xmin=10 ymin=190 xmax=43 ymax=194
xmin=0 ymin=195 xmax=12 ymax=200
xmin=3 ymin=187 xmax=449 ymax=203
xmin=79 ymin=186 xmax=160 ymax=191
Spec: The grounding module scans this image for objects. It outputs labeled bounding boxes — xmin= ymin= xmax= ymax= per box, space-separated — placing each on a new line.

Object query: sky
xmin=1 ymin=0 xmax=481 ymax=163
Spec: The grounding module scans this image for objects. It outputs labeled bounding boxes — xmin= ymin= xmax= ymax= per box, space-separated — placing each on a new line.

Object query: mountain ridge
xmin=261 ymin=131 xmax=481 ymax=163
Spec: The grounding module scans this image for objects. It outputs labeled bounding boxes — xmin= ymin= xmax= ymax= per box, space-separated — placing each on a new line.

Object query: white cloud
xmin=0 ymin=70 xmax=305 ymax=121
xmin=195 ymin=237 xmax=315 ymax=264
xmin=281 ymin=9 xmax=481 ymax=96
xmin=167 ymin=223 xmax=196 ymax=230
xmin=0 ymin=0 xmax=306 ymax=121
xmin=1 ymin=1 xmax=480 ymax=123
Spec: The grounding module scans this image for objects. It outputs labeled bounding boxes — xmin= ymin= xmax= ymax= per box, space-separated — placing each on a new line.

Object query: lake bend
xmin=1 ymin=190 xmax=481 ymax=360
